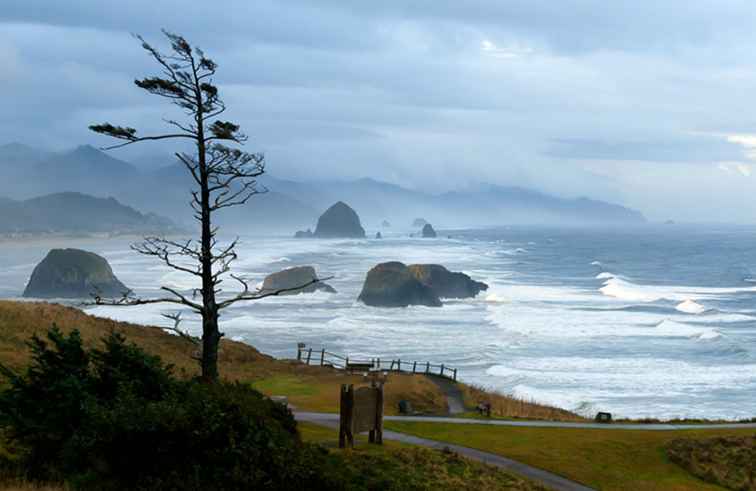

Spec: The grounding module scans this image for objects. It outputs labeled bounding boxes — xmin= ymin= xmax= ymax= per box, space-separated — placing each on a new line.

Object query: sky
xmin=3 ymin=1 xmax=756 ymax=222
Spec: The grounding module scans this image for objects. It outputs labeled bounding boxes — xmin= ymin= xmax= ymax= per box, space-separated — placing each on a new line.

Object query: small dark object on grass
xmin=595 ymin=412 xmax=613 ymax=423
xmin=477 ymin=402 xmax=492 ymax=417
xmin=399 ymin=399 xmax=413 ymax=415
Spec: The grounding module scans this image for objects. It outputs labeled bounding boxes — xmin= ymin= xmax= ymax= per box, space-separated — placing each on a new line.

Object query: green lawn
xmin=385 ymin=422 xmax=756 ymax=491
xmin=297 ymin=421 xmax=545 ymax=490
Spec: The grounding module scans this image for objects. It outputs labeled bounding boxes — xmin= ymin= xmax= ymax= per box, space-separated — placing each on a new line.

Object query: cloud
xmin=3 ymin=2 xmax=756 ymax=221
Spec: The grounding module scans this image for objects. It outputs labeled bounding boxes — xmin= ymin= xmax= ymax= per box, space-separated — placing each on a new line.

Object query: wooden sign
xmin=339 ymin=382 xmax=384 ymax=448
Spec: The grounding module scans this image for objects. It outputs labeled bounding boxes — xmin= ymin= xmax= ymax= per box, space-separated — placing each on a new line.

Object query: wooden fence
xmin=296 ymin=343 xmax=458 ymax=382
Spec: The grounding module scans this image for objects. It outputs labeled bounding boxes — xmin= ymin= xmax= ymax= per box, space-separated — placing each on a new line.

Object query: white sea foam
xmin=598 ymin=274 xmax=756 ymax=303
xmin=595 ymin=272 xmax=614 ymax=280
xmin=676 ymin=299 xmax=706 ymax=314
xmin=590 ymin=261 xmax=602 ymax=266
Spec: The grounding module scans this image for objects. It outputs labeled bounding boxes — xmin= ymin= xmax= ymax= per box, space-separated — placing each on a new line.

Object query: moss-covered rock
xmin=314 ymin=201 xmax=365 ymax=238
xmin=262 ymin=266 xmax=336 ymax=295
xmin=22 ymin=249 xmax=129 ymax=299
xmin=408 ymin=264 xmax=488 ymax=299
xmin=358 ymin=262 xmax=441 ymax=307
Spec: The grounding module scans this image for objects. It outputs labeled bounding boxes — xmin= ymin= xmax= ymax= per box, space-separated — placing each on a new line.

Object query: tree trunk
xmin=201 ymin=308 xmax=220 ymax=381
xmin=196 ymin=85 xmax=220 ymax=383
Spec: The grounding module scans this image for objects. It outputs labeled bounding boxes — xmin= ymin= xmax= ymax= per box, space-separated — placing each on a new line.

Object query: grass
xmin=297 ymin=422 xmax=546 ymax=490
xmin=459 ymin=383 xmax=585 ymax=422
xmin=666 ymin=435 xmax=756 ymax=490
xmin=384 ymin=421 xmax=756 ymax=491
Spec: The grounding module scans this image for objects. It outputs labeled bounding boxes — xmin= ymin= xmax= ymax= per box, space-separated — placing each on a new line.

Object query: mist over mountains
xmin=0 ymin=142 xmax=645 ymax=234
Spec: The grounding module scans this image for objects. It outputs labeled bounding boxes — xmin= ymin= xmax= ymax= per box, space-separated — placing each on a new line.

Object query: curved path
xmin=295 ymin=411 xmax=756 ymax=431
xmin=296 ymin=411 xmax=594 ymax=491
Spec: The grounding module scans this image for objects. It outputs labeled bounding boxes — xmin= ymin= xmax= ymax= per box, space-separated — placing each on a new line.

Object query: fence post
xmin=398 ymin=359 xmax=401 ymax=372
xmin=426 ymin=362 xmax=430 ymax=373
xmin=320 ymin=349 xmax=325 ymax=366
xmin=440 ymin=363 xmax=445 ymax=377
xmin=377 ymin=358 xmax=381 ymax=370
xmin=296 ymin=342 xmax=305 ymax=362
xmin=412 ymin=361 xmax=417 ymax=373
xmin=306 ymin=348 xmax=312 ymax=365
xmin=453 ymin=368 xmax=457 ymax=381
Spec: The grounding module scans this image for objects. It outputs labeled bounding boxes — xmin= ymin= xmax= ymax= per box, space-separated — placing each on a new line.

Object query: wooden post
xmin=412 ymin=361 xmax=417 ymax=373
xmin=339 ymin=384 xmax=354 ymax=449
xmin=398 ymin=359 xmax=401 ymax=372
xmin=440 ymin=363 xmax=445 ymax=377
xmin=453 ymin=368 xmax=457 ymax=381
xmin=306 ymin=348 xmax=312 ymax=365
xmin=296 ymin=343 xmax=304 ymax=362
xmin=320 ymin=349 xmax=325 ymax=366
xmin=375 ymin=381 xmax=384 ymax=444
xmin=426 ymin=361 xmax=430 ymax=373
xmin=377 ymin=358 xmax=381 ymax=370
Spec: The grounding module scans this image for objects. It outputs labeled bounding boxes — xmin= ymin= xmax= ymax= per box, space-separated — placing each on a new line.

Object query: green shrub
xmin=0 ymin=327 xmax=332 ymax=490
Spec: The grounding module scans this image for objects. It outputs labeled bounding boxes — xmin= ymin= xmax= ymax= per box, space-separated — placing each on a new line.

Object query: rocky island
xmin=358 ymin=261 xmax=442 ymax=307
xmin=23 ymin=248 xmax=130 ymax=299
xmin=313 ymin=201 xmax=366 ymax=238
xmin=261 ymin=266 xmax=336 ymax=295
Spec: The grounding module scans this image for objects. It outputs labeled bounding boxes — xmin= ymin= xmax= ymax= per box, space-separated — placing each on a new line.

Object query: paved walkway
xmin=297 ymin=412 xmax=594 ymax=491
xmin=296 ymin=411 xmax=756 ymax=431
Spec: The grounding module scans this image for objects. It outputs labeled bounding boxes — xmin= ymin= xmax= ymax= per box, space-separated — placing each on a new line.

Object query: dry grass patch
xmin=0 ymin=301 xmax=448 ymax=415
xmin=459 ymin=383 xmax=584 ymax=421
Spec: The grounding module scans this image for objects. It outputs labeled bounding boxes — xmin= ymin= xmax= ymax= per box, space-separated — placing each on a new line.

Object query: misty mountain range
xmin=0 ymin=142 xmax=645 ymax=234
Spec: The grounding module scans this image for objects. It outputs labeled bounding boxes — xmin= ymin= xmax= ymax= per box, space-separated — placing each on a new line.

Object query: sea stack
xmin=313 ymin=201 xmax=366 ymax=238
xmin=23 ymin=249 xmax=129 ymax=299
xmin=375 ymin=232 xmax=383 ymax=239
xmin=261 ymin=266 xmax=336 ymax=295
xmin=421 ymin=223 xmax=437 ymax=238
xmin=357 ymin=262 xmax=441 ymax=307
xmin=408 ymin=264 xmax=488 ymax=299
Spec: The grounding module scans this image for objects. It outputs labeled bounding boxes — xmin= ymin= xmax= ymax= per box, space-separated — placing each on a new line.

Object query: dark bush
xmin=0 ymin=327 xmax=332 ymax=490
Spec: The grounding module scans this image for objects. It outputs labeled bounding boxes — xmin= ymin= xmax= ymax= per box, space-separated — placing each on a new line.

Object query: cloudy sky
xmin=4 ymin=1 xmax=756 ymax=222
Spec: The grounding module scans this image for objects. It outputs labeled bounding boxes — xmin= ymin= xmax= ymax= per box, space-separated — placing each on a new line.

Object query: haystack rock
xmin=421 ymin=223 xmax=437 ymax=238
xmin=357 ymin=262 xmax=441 ymax=308
xmin=313 ymin=202 xmax=365 ymax=238
xmin=375 ymin=232 xmax=383 ymax=239
xmin=408 ymin=264 xmax=488 ymax=299
xmin=262 ymin=266 xmax=336 ymax=295
xmin=23 ymin=248 xmax=129 ymax=299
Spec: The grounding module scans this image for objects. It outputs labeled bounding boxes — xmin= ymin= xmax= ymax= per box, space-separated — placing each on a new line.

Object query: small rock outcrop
xmin=262 ymin=266 xmax=336 ymax=295
xmin=23 ymin=248 xmax=129 ymax=298
xmin=313 ymin=202 xmax=365 ymax=238
xmin=375 ymin=232 xmax=383 ymax=239
xmin=412 ymin=218 xmax=428 ymax=227
xmin=294 ymin=228 xmax=313 ymax=238
xmin=357 ymin=262 xmax=441 ymax=308
xmin=421 ymin=223 xmax=437 ymax=238
xmin=408 ymin=264 xmax=488 ymax=299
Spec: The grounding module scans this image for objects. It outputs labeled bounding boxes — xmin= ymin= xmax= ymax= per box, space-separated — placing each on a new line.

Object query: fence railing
xmin=296 ymin=343 xmax=458 ymax=382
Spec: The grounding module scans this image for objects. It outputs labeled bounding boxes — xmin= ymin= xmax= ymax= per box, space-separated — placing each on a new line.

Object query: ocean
xmin=1 ymin=224 xmax=755 ymax=420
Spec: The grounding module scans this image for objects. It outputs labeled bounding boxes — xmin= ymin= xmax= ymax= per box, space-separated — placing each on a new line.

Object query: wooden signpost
xmin=339 ymin=379 xmax=384 ymax=448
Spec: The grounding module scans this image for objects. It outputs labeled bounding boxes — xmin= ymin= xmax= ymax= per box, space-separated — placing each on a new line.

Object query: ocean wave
xmin=598 ymin=273 xmax=756 ymax=303
xmin=676 ymin=299 xmax=706 ymax=314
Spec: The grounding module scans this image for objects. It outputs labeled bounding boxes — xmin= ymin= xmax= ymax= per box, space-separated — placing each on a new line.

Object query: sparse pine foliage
xmin=89 ymin=31 xmax=324 ymax=382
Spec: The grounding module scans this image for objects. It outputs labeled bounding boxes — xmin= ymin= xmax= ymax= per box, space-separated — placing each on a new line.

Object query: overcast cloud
xmin=4 ymin=1 xmax=756 ymax=222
